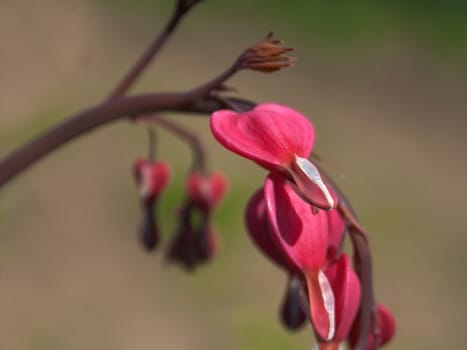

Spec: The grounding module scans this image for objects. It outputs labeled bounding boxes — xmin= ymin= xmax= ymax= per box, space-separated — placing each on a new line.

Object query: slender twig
xmin=146 ymin=127 xmax=157 ymax=161
xmin=108 ymin=0 xmax=210 ymax=173
xmin=318 ymin=168 xmax=375 ymax=350
xmin=109 ymin=0 xmax=204 ymax=98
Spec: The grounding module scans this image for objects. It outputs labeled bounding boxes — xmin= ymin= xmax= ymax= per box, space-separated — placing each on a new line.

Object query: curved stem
xmin=0 ymin=93 xmax=248 ymax=187
xmin=146 ymin=127 xmax=157 ymax=161
xmin=109 ymin=0 xmax=204 ymax=98
xmin=318 ymin=168 xmax=375 ymax=350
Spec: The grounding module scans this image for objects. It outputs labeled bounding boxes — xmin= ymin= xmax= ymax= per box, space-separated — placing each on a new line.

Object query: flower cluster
xmin=133 ymin=159 xmax=227 ymax=271
xmin=210 ymin=103 xmax=395 ymax=349
xmin=167 ymin=171 xmax=227 ymax=270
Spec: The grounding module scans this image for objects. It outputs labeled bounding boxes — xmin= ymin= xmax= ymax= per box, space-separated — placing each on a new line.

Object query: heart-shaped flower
xmin=264 ymin=172 xmax=335 ymax=340
xmin=133 ymin=159 xmax=171 ymax=202
xmin=133 ymin=159 xmax=171 ymax=251
xmin=211 ymin=103 xmax=337 ymax=209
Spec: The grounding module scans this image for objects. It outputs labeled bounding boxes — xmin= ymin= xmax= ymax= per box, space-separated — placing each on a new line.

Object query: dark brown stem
xmin=109 ymin=0 xmax=204 ymax=98
xmin=108 ymin=0 xmax=210 ymax=173
xmin=146 ymin=127 xmax=157 ymax=161
xmin=0 ymin=93 xmax=249 ymax=187
xmin=318 ymin=168 xmax=375 ymax=350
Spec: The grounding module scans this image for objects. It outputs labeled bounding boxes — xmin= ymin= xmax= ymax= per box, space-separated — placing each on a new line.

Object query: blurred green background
xmin=0 ymin=1 xmax=466 ymax=349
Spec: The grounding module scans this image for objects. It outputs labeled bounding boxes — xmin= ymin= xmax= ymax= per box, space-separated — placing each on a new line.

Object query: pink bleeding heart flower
xmin=211 ymin=102 xmax=337 ymax=209
xmin=326 ymin=209 xmax=347 ymax=261
xmin=167 ymin=172 xmax=227 ymax=270
xmin=133 ymin=159 xmax=171 ymax=251
xmin=349 ymin=303 xmax=396 ymax=350
xmin=245 ymin=188 xmax=307 ymax=330
xmin=264 ymin=172 xmax=335 ymax=341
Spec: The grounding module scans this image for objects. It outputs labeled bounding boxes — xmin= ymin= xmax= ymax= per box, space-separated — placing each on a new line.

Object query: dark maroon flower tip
xmin=280 ymin=275 xmax=307 ymax=331
xmin=195 ymin=223 xmax=220 ymax=263
xmin=139 ymin=202 xmax=159 ymax=251
xmin=166 ymin=224 xmax=198 ymax=271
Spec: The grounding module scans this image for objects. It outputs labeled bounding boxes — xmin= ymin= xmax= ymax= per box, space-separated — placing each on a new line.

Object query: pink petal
xmin=325 ymin=254 xmax=361 ymax=341
xmin=378 ymin=304 xmax=396 ymax=346
xmin=348 ymin=303 xmax=396 ymax=349
xmin=245 ymin=188 xmax=289 ymax=268
xmin=210 ymin=103 xmax=315 ymax=171
xmin=264 ymin=172 xmax=328 ymax=271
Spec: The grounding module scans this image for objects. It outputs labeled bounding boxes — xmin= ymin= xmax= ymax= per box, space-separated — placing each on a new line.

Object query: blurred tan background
xmin=1 ymin=1 xmax=466 ymax=349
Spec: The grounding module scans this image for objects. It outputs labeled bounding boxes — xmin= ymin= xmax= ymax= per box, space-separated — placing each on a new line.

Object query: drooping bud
xmin=280 ymin=275 xmax=308 ymax=331
xmin=187 ymin=171 xmax=228 ymax=214
xmin=133 ymin=159 xmax=170 ymax=202
xmin=133 ymin=159 xmax=171 ymax=251
xmin=167 ymin=171 xmax=227 ymax=270
xmin=348 ymin=303 xmax=396 ymax=350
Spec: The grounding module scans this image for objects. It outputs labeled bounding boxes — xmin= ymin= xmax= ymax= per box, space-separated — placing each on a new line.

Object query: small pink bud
xmin=133 ymin=159 xmax=171 ymax=251
xmin=133 ymin=159 xmax=171 ymax=201
xmin=186 ymin=172 xmax=228 ymax=213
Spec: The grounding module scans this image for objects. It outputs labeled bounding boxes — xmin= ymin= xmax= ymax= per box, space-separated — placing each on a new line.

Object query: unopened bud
xmin=241 ymin=32 xmax=295 ymax=73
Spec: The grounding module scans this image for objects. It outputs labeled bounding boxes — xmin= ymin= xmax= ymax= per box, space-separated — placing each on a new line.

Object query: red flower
xmin=167 ymin=172 xmax=227 ymax=270
xmin=134 ymin=159 xmax=170 ymax=202
xmin=349 ymin=303 xmax=396 ymax=350
xmin=133 ymin=159 xmax=171 ymax=251
xmin=245 ymin=188 xmax=307 ymax=330
xmin=264 ymin=172 xmax=334 ymax=340
xmin=211 ymin=103 xmax=337 ymax=209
